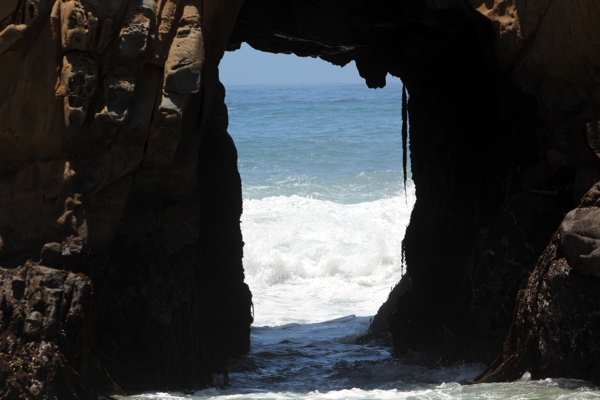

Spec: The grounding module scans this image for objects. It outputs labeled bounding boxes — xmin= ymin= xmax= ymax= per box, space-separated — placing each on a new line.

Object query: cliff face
xmin=0 ymin=0 xmax=252 ymax=397
xmin=1 ymin=0 xmax=600 ymax=397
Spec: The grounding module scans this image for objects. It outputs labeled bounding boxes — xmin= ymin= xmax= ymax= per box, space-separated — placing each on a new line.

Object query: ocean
xmin=127 ymin=83 xmax=599 ymax=399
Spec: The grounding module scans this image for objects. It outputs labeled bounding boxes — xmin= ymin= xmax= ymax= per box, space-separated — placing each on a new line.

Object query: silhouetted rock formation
xmin=230 ymin=0 xmax=600 ymax=384
xmin=1 ymin=0 xmax=600 ymax=396
xmin=478 ymin=183 xmax=600 ymax=384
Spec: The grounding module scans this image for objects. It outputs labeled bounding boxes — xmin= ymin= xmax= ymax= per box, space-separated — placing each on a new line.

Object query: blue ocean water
xmin=128 ymin=83 xmax=599 ymax=399
xmin=231 ymin=83 xmax=408 ymax=204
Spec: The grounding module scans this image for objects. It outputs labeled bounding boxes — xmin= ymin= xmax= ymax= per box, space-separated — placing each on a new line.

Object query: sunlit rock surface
xmin=1 ymin=0 xmax=600 ymax=396
xmin=0 ymin=0 xmax=251 ymax=397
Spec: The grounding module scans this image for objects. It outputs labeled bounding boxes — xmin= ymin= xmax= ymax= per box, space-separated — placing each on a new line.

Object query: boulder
xmin=0 ymin=264 xmax=120 ymax=399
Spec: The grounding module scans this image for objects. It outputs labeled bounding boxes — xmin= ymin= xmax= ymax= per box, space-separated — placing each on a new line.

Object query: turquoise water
xmin=128 ymin=83 xmax=599 ymax=399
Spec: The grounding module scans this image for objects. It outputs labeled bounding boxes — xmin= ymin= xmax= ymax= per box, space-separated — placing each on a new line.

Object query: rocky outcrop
xmin=0 ymin=0 xmax=251 ymax=397
xmin=478 ymin=185 xmax=600 ymax=383
xmin=0 ymin=264 xmax=121 ymax=399
xmin=2 ymin=0 xmax=600 ymax=395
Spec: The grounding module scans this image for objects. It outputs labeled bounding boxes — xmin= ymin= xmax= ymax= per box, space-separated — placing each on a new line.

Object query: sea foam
xmin=242 ymin=184 xmax=415 ymax=326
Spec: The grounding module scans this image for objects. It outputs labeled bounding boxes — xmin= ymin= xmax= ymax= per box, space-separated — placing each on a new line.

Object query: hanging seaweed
xmin=402 ymin=85 xmax=408 ymax=196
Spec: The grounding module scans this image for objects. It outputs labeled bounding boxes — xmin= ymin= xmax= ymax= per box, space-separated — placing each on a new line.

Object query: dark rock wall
xmin=92 ymin=84 xmax=251 ymax=391
xmin=479 ymin=186 xmax=600 ymax=383
xmin=197 ymin=81 xmax=253 ymax=380
xmin=387 ymin=20 xmax=511 ymax=358
xmin=0 ymin=265 xmax=120 ymax=399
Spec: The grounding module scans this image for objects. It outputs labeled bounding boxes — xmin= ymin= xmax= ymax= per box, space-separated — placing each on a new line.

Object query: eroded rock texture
xmin=479 ymin=185 xmax=600 ymax=383
xmin=0 ymin=0 xmax=251 ymax=397
xmin=2 ymin=0 xmax=600 ymax=395
xmin=0 ymin=264 xmax=120 ymax=399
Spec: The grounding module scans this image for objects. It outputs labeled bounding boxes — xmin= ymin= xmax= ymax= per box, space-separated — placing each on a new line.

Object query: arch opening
xmin=220 ymin=46 xmax=414 ymax=327
xmin=221 ymin=0 xmax=582 ymax=385
xmin=226 ymin=0 xmax=515 ymax=360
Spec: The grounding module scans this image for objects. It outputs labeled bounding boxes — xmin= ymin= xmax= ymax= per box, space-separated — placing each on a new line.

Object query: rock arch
xmin=0 ymin=0 xmax=599 ymax=397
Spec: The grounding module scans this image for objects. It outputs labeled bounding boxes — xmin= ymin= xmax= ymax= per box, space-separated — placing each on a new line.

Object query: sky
xmin=220 ymin=43 xmax=370 ymax=85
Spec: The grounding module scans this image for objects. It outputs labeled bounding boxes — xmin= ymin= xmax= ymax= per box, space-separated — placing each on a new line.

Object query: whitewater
xmin=127 ymin=83 xmax=599 ymax=399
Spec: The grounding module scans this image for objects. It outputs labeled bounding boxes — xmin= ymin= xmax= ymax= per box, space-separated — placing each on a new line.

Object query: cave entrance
xmin=220 ymin=44 xmax=414 ymax=328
